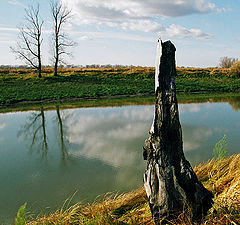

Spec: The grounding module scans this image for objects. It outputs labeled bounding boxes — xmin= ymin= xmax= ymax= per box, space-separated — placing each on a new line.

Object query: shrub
xmin=219 ymin=56 xmax=238 ymax=68
xmin=229 ymin=61 xmax=240 ymax=77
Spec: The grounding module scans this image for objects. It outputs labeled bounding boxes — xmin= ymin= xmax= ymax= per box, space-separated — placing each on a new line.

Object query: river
xmin=0 ymin=94 xmax=240 ymax=224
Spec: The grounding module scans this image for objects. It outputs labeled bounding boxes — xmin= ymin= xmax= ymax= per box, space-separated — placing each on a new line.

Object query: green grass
xmin=0 ymin=67 xmax=240 ymax=107
xmin=0 ymin=73 xmax=153 ymax=105
xmin=176 ymin=77 xmax=240 ymax=92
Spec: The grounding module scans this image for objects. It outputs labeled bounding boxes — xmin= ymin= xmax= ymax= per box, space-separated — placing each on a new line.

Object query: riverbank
xmin=1 ymin=67 xmax=240 ymax=109
xmin=1 ymin=92 xmax=240 ymax=113
xmin=20 ymin=154 xmax=240 ymax=224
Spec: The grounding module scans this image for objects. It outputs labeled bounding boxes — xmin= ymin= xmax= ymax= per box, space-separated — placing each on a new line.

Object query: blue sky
xmin=0 ymin=0 xmax=239 ymax=67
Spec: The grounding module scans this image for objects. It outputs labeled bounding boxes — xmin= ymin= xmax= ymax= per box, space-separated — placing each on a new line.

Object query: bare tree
xmin=219 ymin=56 xmax=238 ymax=68
xmin=10 ymin=4 xmax=43 ymax=78
xmin=50 ymin=0 xmax=75 ymax=76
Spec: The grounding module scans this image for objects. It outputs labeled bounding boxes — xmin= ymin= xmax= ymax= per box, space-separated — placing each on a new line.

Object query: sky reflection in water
xmin=0 ymin=99 xmax=240 ymax=223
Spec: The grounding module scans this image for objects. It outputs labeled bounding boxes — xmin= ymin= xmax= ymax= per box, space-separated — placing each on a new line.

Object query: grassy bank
xmin=19 ymin=154 xmax=240 ymax=225
xmin=1 ymin=92 xmax=240 ymax=114
xmin=1 ymin=67 xmax=240 ymax=108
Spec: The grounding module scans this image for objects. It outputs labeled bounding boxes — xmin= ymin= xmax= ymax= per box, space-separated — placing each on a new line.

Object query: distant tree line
xmin=0 ymin=64 xmax=138 ymax=69
xmin=10 ymin=1 xmax=75 ymax=78
xmin=84 ymin=64 xmax=135 ymax=68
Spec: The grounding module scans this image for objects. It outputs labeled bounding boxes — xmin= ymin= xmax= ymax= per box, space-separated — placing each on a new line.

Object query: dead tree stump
xmin=143 ymin=40 xmax=213 ymax=224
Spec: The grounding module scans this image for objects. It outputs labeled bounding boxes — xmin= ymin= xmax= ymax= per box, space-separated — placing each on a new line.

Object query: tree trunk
xmin=54 ymin=61 xmax=58 ymax=76
xmin=143 ymin=40 xmax=213 ymax=224
xmin=54 ymin=46 xmax=58 ymax=76
xmin=37 ymin=67 xmax=42 ymax=78
xmin=54 ymin=24 xmax=59 ymax=76
xmin=38 ymin=34 xmax=42 ymax=78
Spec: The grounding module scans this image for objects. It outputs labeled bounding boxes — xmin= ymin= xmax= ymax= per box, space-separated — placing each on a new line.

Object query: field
xmin=16 ymin=154 xmax=240 ymax=225
xmin=1 ymin=66 xmax=240 ymax=108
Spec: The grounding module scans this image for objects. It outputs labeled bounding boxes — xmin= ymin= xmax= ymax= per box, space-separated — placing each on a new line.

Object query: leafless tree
xmin=50 ymin=0 xmax=75 ymax=76
xmin=219 ymin=56 xmax=238 ymax=68
xmin=10 ymin=4 xmax=43 ymax=78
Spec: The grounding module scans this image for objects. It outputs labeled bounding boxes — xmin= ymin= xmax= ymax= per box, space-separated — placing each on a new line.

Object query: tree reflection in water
xmin=18 ymin=106 xmax=73 ymax=163
xmin=178 ymin=95 xmax=240 ymax=112
xmin=18 ymin=106 xmax=48 ymax=158
xmin=55 ymin=106 xmax=72 ymax=166
xmin=228 ymin=97 xmax=240 ymax=111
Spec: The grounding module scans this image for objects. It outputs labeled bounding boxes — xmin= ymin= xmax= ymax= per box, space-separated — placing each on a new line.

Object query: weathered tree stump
xmin=143 ymin=40 xmax=213 ymax=224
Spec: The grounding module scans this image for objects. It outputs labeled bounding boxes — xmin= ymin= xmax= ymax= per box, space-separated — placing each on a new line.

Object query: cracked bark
xmin=143 ymin=40 xmax=213 ymax=224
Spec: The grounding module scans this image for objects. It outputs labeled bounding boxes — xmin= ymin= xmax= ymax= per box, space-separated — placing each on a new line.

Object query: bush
xmin=219 ymin=56 xmax=238 ymax=68
xmin=229 ymin=61 xmax=240 ymax=77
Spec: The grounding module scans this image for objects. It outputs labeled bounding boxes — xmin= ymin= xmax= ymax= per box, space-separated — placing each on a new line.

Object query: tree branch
xmin=10 ymin=3 xmax=43 ymax=77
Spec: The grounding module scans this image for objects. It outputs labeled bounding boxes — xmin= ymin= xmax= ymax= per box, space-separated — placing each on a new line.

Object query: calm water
xmin=0 ymin=96 xmax=240 ymax=224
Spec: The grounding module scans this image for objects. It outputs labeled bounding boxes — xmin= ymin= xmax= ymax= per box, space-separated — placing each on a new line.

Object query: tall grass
xmin=19 ymin=154 xmax=240 ymax=225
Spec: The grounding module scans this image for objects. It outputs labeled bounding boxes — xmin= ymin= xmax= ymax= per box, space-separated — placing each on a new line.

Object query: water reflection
xmin=18 ymin=106 xmax=72 ymax=163
xmin=66 ymin=106 xmax=152 ymax=168
xmin=0 ymin=121 xmax=6 ymax=130
xmin=228 ymin=97 xmax=240 ymax=111
xmin=54 ymin=106 xmax=73 ymax=167
xmin=18 ymin=106 xmax=48 ymax=158
xmin=0 ymin=95 xmax=240 ymax=224
xmin=183 ymin=125 xmax=213 ymax=152
xmin=179 ymin=95 xmax=240 ymax=112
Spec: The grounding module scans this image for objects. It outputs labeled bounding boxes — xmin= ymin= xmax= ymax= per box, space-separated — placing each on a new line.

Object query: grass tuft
xmin=24 ymin=154 xmax=240 ymax=224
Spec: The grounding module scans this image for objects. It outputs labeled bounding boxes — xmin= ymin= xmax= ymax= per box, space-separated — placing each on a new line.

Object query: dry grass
xmin=25 ymin=154 xmax=240 ymax=225
xmin=195 ymin=154 xmax=240 ymax=204
xmin=0 ymin=66 xmax=232 ymax=78
xmin=28 ymin=188 xmax=151 ymax=225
